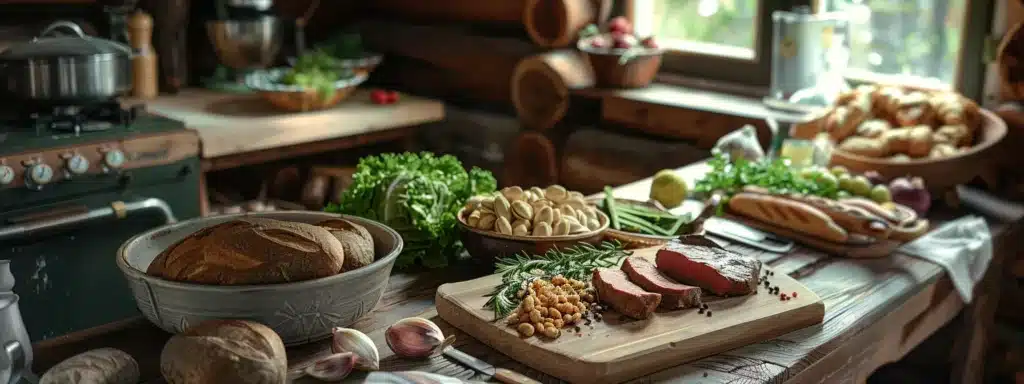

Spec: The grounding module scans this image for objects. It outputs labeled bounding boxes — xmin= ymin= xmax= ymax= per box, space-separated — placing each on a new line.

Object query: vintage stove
xmin=0 ymin=100 xmax=202 ymax=342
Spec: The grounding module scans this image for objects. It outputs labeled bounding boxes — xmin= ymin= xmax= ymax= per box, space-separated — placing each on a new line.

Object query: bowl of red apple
xmin=577 ymin=16 xmax=662 ymax=88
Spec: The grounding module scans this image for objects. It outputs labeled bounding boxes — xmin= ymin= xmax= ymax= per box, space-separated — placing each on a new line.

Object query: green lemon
xmin=837 ymin=174 xmax=855 ymax=191
xmin=849 ymin=175 xmax=873 ymax=196
xmin=814 ymin=172 xmax=839 ymax=190
xmin=869 ymin=185 xmax=893 ymax=203
xmin=650 ymin=169 xmax=688 ymax=208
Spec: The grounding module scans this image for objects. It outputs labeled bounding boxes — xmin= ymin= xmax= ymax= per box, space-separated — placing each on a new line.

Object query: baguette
xmin=727 ymin=193 xmax=850 ymax=243
xmin=837 ymin=197 xmax=911 ymax=224
xmin=741 ymin=186 xmax=892 ymax=239
xmin=888 ymin=219 xmax=930 ymax=242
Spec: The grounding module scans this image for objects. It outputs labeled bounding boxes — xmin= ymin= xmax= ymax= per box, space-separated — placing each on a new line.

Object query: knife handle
xmin=494 ymin=368 xmax=541 ymax=384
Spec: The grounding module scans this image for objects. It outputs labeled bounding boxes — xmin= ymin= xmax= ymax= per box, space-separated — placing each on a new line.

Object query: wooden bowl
xmin=587 ymin=197 xmax=683 ymax=249
xmin=577 ymin=40 xmax=662 ymax=88
xmin=829 ymin=108 xmax=1008 ymax=192
xmin=456 ymin=207 xmax=610 ymax=264
xmin=245 ymin=67 xmax=368 ymax=112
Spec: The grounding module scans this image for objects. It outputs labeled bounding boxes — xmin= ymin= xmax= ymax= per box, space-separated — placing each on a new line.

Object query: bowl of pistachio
xmin=457 ymin=185 xmax=609 ymax=263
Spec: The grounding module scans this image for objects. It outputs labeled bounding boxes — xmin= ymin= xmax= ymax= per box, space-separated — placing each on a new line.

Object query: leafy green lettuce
xmin=326 ymin=152 xmax=497 ymax=268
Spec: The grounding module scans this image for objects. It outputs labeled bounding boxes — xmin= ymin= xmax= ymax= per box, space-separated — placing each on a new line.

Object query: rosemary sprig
xmin=483 ymin=241 xmax=631 ymax=320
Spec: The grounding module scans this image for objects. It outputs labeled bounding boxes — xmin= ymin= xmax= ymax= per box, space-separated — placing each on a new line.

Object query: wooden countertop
xmin=138 ymin=89 xmax=445 ymax=159
xmin=30 ymin=163 xmax=1024 ymax=383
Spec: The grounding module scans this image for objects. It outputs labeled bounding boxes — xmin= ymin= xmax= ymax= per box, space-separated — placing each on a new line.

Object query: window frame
xmin=624 ymin=0 xmax=994 ymax=101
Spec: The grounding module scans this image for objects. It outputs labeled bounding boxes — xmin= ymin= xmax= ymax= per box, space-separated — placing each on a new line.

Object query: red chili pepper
xmin=792 ymin=292 xmax=798 ymax=298
xmin=370 ymin=89 xmax=389 ymax=104
xmin=386 ymin=90 xmax=400 ymax=104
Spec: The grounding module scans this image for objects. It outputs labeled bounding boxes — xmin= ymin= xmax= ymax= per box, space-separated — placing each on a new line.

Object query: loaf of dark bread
xmin=160 ymin=320 xmax=287 ymax=384
xmin=316 ymin=218 xmax=375 ymax=271
xmin=146 ymin=218 xmax=345 ymax=285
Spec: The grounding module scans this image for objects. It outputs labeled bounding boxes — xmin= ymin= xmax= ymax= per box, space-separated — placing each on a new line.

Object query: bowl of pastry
xmin=116 ymin=211 xmax=402 ymax=346
xmin=791 ymin=85 xmax=1008 ymax=192
xmin=457 ymin=185 xmax=609 ymax=264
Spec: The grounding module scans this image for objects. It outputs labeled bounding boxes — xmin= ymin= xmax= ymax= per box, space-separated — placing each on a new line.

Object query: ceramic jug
xmin=0 ymin=295 xmax=31 ymax=381
xmin=0 ymin=261 xmax=14 ymax=292
xmin=0 ymin=340 xmax=24 ymax=384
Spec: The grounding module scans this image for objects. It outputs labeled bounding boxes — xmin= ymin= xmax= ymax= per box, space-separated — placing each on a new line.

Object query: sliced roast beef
xmin=592 ymin=268 xmax=661 ymax=320
xmin=621 ymin=256 xmax=702 ymax=309
xmin=655 ymin=235 xmax=761 ymax=296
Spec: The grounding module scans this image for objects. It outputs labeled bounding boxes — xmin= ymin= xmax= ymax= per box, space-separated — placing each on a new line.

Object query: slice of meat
xmin=592 ymin=268 xmax=661 ymax=320
xmin=655 ymin=236 xmax=761 ymax=296
xmin=621 ymin=256 xmax=702 ymax=309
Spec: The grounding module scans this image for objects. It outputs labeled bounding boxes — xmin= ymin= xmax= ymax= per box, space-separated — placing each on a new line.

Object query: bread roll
xmin=147 ymin=218 xmax=345 ymax=285
xmin=316 ymin=218 xmax=375 ymax=271
xmin=160 ymin=320 xmax=287 ymax=384
xmin=40 ymin=348 xmax=139 ymax=384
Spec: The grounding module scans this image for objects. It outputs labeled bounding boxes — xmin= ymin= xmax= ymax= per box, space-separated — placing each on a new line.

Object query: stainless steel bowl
xmin=116 ymin=211 xmax=403 ymax=346
xmin=206 ymin=17 xmax=283 ymax=70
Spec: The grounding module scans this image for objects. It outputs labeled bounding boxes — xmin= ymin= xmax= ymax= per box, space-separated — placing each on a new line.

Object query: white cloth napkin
xmin=897 ymin=215 xmax=992 ymax=303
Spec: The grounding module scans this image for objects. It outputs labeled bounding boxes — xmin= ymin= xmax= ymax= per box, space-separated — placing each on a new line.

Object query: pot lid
xmin=0 ymin=21 xmax=132 ymax=59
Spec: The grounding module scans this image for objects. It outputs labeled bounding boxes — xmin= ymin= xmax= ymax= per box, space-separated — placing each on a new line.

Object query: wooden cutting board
xmin=435 ymin=246 xmax=825 ymax=384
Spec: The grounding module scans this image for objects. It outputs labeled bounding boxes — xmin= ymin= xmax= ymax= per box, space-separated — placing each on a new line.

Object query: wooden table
xmin=30 ymin=162 xmax=1024 ymax=384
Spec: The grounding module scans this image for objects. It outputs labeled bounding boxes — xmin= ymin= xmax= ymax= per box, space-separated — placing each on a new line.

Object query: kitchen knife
xmin=702 ymin=216 xmax=795 ymax=253
xmin=442 ymin=347 xmax=541 ymax=384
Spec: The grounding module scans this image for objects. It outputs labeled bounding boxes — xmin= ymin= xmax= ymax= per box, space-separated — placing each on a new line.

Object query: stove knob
xmin=65 ymin=154 xmax=90 ymax=175
xmin=25 ymin=163 xmax=54 ymax=189
xmin=103 ymin=149 xmax=125 ymax=170
xmin=0 ymin=165 xmax=14 ymax=185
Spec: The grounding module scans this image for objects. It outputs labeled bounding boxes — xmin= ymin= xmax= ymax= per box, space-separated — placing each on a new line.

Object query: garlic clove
xmin=385 ymin=317 xmax=456 ymax=358
xmin=305 ymin=352 xmax=357 ymax=382
xmin=331 ymin=327 xmax=380 ymax=371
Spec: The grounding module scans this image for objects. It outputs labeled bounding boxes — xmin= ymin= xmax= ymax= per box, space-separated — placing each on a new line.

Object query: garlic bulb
xmin=385 ymin=317 xmax=456 ymax=358
xmin=305 ymin=352 xmax=357 ymax=382
xmin=331 ymin=327 xmax=380 ymax=370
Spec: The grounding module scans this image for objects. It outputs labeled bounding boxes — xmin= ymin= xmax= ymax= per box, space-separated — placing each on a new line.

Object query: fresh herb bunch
xmin=693 ymin=151 xmax=839 ymax=198
xmin=279 ymin=50 xmax=352 ymax=99
xmin=484 ymin=241 xmax=630 ymax=319
xmin=326 ymin=152 xmax=497 ymax=268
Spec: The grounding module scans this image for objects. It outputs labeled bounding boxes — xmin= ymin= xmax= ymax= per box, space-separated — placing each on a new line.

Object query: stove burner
xmin=0 ymin=101 xmax=145 ymax=136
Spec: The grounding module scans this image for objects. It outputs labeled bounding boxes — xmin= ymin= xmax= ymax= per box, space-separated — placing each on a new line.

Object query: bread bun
xmin=146 ymin=218 xmax=345 ymax=285
xmin=316 ymin=218 xmax=375 ymax=271
xmin=160 ymin=320 xmax=287 ymax=384
xmin=40 ymin=348 xmax=139 ymax=384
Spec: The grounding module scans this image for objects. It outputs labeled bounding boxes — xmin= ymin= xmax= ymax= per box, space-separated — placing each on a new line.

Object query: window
xmin=628 ymin=0 xmax=992 ymax=99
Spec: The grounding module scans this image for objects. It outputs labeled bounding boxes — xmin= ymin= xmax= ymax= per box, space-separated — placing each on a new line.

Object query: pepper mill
xmin=128 ymin=9 xmax=159 ymax=99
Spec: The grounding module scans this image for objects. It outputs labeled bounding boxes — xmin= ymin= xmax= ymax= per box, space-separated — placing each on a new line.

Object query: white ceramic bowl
xmin=116 ymin=211 xmax=402 ymax=346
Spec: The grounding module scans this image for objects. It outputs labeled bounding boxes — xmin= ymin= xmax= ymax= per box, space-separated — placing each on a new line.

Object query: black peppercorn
xmin=704 ymin=372 xmax=709 ymax=377
xmin=698 ymin=308 xmax=705 ymax=314
xmin=706 ymin=311 xmax=712 ymax=317
xmin=702 ymin=303 xmax=709 ymax=309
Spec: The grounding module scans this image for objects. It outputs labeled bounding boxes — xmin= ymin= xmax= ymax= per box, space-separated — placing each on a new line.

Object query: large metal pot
xmin=0 ymin=21 xmax=134 ymax=104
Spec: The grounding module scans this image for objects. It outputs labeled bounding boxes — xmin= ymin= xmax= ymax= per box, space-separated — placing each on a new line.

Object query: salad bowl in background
xmin=245 ymin=67 xmax=367 ymax=112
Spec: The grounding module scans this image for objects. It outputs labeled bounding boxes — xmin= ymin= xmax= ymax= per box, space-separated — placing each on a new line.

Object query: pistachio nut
xmin=568 ymin=191 xmax=584 ymax=200
xmin=477 ymin=213 xmax=497 ymax=230
xmin=551 ymin=209 xmax=562 ymax=224
xmin=544 ymin=185 xmax=568 ymax=202
xmin=533 ymin=222 xmax=553 ymax=236
xmin=585 ymin=207 xmax=599 ymax=221
xmin=568 ymin=221 xmax=588 ymax=234
xmin=586 ymin=216 xmax=602 ymax=230
xmin=564 ymin=197 xmax=587 ymax=211
xmin=493 ymin=195 xmax=512 ymax=221
xmin=512 ymin=218 xmax=532 ymax=230
xmin=523 ymin=191 xmax=538 ymax=202
xmin=575 ymin=209 xmax=587 ymax=223
xmin=501 ymin=186 xmax=525 ymax=202
xmin=496 ymin=216 xmax=513 ymax=235
xmin=530 ymin=199 xmax=549 ymax=212
xmin=576 ymin=215 xmax=589 ymax=229
xmin=465 ymin=195 xmax=486 ymax=211
xmin=553 ymin=220 xmax=570 ymax=236
xmin=466 ymin=210 xmax=483 ymax=227
xmin=512 ymin=223 xmax=530 ymax=236
xmin=480 ymin=196 xmax=495 ymax=210
xmin=534 ymin=206 xmax=554 ymax=225
xmin=559 ymin=205 xmax=577 ymax=218
xmin=562 ymin=216 xmax=581 ymax=227
xmin=529 ymin=186 xmax=545 ymax=198
xmin=511 ymin=200 xmax=534 ymax=220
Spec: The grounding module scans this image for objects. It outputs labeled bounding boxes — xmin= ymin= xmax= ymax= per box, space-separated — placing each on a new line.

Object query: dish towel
xmin=897 ymin=215 xmax=992 ymax=303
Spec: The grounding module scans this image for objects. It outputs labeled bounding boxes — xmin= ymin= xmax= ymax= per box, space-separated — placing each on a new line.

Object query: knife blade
xmin=703 ymin=217 xmax=794 ymax=253
xmin=442 ymin=347 xmax=540 ymax=384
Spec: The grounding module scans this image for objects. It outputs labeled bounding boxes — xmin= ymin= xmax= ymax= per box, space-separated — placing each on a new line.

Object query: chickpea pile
xmin=505 ymin=275 xmax=598 ymax=339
